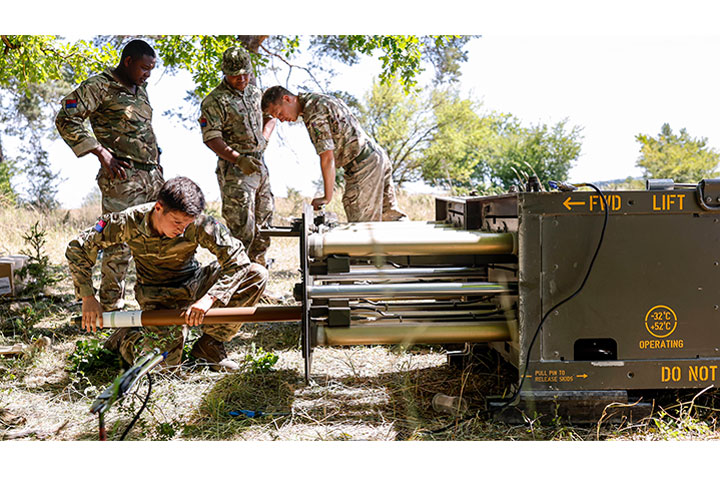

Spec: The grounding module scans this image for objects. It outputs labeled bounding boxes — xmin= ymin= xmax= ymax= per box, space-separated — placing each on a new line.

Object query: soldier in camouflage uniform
xmin=200 ymin=46 xmax=276 ymax=266
xmin=55 ymin=39 xmax=164 ymax=312
xmin=66 ymin=177 xmax=267 ymax=371
xmin=261 ymin=86 xmax=407 ymax=223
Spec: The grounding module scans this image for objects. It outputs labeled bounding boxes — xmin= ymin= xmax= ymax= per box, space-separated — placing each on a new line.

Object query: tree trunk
xmin=237 ymin=35 xmax=268 ymax=53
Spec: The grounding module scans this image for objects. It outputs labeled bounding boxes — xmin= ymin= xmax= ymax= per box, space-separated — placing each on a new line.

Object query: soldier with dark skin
xmin=67 ymin=177 xmax=268 ymax=371
xmin=200 ymin=47 xmax=277 ymax=267
xmin=56 ymin=39 xmax=164 ymax=312
xmin=261 ymin=86 xmax=407 ymax=223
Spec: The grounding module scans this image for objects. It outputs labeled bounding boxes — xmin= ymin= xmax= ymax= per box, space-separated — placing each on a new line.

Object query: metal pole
xmin=312 ymin=266 xmax=490 ymax=282
xmin=315 ymin=320 xmax=515 ymax=346
xmin=307 ymin=282 xmax=516 ymax=299
xmin=309 ymin=227 xmax=516 ymax=258
xmin=73 ymin=305 xmax=302 ymax=329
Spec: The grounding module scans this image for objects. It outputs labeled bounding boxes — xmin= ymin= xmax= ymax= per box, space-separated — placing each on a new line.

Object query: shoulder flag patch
xmin=65 ymin=99 xmax=77 ymax=109
xmin=94 ymin=219 xmax=107 ymax=233
xmin=199 ymin=117 xmax=207 ymax=127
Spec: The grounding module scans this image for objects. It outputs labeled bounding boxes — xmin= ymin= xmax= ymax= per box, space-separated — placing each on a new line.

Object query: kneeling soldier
xmin=66 ymin=176 xmax=267 ymax=371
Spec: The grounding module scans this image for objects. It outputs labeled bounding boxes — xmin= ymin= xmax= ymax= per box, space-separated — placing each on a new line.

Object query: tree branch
xmin=2 ymin=35 xmax=20 ymax=55
xmin=259 ymin=43 xmax=325 ymax=92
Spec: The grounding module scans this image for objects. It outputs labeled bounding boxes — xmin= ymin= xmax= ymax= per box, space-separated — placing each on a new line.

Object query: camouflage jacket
xmin=55 ymin=68 xmax=159 ymax=165
xmin=299 ymin=92 xmax=373 ymax=168
xmin=199 ymin=80 xmax=267 ymax=154
xmin=66 ymin=203 xmax=250 ymax=305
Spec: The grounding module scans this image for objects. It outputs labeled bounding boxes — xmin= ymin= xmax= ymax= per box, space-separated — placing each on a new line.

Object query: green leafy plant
xmin=67 ymin=337 xmax=119 ymax=376
xmin=244 ymin=343 xmax=279 ymax=373
xmin=17 ymin=221 xmax=60 ymax=295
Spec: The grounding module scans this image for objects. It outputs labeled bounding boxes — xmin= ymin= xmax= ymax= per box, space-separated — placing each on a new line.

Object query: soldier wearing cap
xmin=261 ymin=86 xmax=407 ymax=223
xmin=56 ymin=39 xmax=165 ymax=312
xmin=199 ymin=46 xmax=276 ymax=267
xmin=66 ymin=176 xmax=268 ymax=371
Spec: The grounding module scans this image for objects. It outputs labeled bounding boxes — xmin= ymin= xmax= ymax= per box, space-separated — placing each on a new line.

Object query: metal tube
xmin=315 ymin=320 xmax=515 ymax=346
xmin=309 ymin=224 xmax=516 ymax=258
xmin=73 ymin=305 xmax=302 ymax=329
xmin=313 ymin=266 xmax=489 ymax=282
xmin=351 ymin=309 xmax=502 ymax=319
xmin=307 ymin=282 xmax=516 ymax=299
xmin=350 ymin=299 xmax=499 ymax=311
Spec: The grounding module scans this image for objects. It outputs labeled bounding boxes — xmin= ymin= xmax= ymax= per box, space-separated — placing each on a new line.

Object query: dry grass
xmin=2 ymin=192 xmax=720 ymax=441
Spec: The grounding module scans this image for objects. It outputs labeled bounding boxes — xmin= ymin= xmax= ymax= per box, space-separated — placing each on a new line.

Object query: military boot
xmin=190 ymin=334 xmax=239 ymax=371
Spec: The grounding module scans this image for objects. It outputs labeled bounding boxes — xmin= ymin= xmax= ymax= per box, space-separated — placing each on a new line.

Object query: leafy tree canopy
xmin=359 ymin=80 xmax=582 ymax=194
xmin=636 ymin=123 xmax=719 ymax=183
xmin=1 ymin=35 xmax=473 ymax=97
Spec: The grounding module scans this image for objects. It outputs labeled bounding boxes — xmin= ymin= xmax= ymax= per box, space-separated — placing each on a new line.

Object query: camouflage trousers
xmin=118 ymin=262 xmax=268 ymax=366
xmin=97 ymin=165 xmax=165 ymax=311
xmin=216 ymin=157 xmax=274 ymax=266
xmin=342 ymin=145 xmax=407 ymax=223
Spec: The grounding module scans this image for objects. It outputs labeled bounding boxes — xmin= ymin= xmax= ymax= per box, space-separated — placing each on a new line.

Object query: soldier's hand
xmin=81 ymin=295 xmax=104 ymax=333
xmin=311 ymin=196 xmax=329 ymax=210
xmin=235 ymin=156 xmax=261 ymax=175
xmin=184 ymin=294 xmax=215 ymax=327
xmin=94 ymin=146 xmax=130 ymax=180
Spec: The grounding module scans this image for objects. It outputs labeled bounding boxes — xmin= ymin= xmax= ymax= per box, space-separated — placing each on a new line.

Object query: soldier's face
xmin=125 ymin=54 xmax=156 ymax=85
xmin=226 ymin=74 xmax=250 ymax=91
xmin=152 ymin=203 xmax=196 ymax=237
xmin=266 ymin=96 xmax=300 ymax=122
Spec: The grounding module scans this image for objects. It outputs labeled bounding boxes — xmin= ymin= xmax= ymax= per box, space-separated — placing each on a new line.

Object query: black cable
xmin=119 ymin=373 xmax=153 ymax=441
xmin=425 ymin=183 xmax=609 ymax=435
xmin=494 ymin=182 xmax=609 ymax=409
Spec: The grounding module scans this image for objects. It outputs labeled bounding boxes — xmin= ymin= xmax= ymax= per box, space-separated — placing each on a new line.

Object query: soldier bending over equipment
xmin=261 ymin=86 xmax=407 ymax=223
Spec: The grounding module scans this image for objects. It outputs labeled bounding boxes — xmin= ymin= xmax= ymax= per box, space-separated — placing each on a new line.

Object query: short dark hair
xmin=157 ymin=177 xmax=206 ymax=216
xmin=120 ymin=39 xmax=156 ymax=63
xmin=261 ymin=85 xmax=294 ymax=111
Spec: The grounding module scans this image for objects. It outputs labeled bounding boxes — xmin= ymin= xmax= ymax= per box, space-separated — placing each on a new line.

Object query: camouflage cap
xmin=222 ymin=47 xmax=252 ymax=76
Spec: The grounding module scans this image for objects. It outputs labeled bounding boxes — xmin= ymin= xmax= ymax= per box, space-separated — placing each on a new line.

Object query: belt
xmin=236 ymin=151 xmax=263 ymax=160
xmin=117 ymin=158 xmax=160 ymax=172
xmin=350 ymin=143 xmax=376 ymax=165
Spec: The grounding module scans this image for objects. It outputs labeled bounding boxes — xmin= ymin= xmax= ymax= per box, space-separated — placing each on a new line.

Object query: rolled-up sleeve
xmin=55 ymin=77 xmax=108 ymax=157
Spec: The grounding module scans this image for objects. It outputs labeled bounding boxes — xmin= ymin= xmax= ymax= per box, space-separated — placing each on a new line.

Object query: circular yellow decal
xmin=645 ymin=305 xmax=678 ymax=338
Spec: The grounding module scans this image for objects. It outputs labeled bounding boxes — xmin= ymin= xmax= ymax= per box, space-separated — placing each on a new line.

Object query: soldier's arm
xmin=55 ymin=79 xmax=129 ymax=179
xmin=200 ymin=98 xmax=260 ymax=174
xmin=305 ymin=111 xmax=337 ymax=209
xmin=65 ymin=213 xmax=130 ymax=331
xmin=262 ymin=115 xmax=276 ymax=141
xmin=193 ymin=216 xmax=251 ymax=306
xmin=313 ymin=150 xmax=336 ymax=210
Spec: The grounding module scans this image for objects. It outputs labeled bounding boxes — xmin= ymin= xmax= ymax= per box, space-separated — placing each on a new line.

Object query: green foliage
xmin=67 ymin=336 xmax=119 ymax=376
xmin=636 ymin=123 xmax=719 ymax=182
xmin=480 ymin=118 xmax=583 ymax=190
xmin=0 ymin=35 xmax=116 ymax=93
xmin=359 ymin=82 xmax=494 ymax=189
xmin=154 ymin=35 xmax=242 ymax=99
xmin=244 ymin=343 xmax=279 ymax=373
xmin=17 ymin=221 xmax=60 ymax=295
xmin=421 ymin=90 xmax=499 ymax=192
xmin=0 ymin=156 xmax=17 ymax=205
xmin=345 ymin=36 xmax=468 ymax=91
xmin=359 ymin=81 xmax=580 ymax=194
xmin=20 ymin=135 xmax=60 ymax=210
